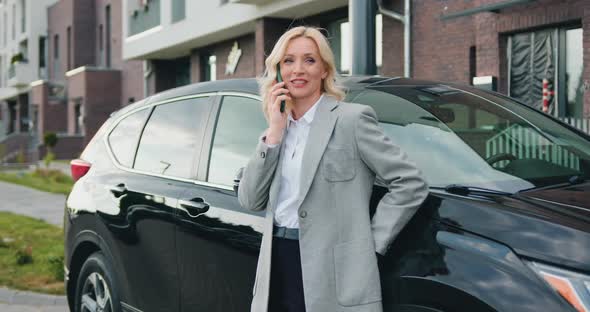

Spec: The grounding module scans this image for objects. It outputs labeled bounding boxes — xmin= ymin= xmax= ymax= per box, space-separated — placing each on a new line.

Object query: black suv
xmin=65 ymin=77 xmax=590 ymax=312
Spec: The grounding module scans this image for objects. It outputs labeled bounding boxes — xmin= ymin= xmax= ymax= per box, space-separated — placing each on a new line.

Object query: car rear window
xmin=107 ymin=108 xmax=150 ymax=167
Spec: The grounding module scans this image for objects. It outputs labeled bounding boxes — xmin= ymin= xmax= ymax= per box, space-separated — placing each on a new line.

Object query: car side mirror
xmin=233 ymin=167 xmax=244 ymax=195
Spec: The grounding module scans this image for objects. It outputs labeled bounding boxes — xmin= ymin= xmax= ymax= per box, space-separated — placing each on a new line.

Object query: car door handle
xmin=179 ymin=198 xmax=210 ymax=218
xmin=109 ymin=184 xmax=127 ymax=197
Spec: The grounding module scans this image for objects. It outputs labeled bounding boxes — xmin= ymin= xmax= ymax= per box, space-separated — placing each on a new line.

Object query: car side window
xmin=134 ymin=97 xmax=211 ymax=179
xmin=107 ymin=108 xmax=150 ymax=167
xmin=207 ymin=95 xmax=267 ymax=186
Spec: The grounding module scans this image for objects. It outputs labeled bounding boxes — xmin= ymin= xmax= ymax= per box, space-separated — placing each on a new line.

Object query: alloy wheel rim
xmin=80 ymin=272 xmax=113 ymax=312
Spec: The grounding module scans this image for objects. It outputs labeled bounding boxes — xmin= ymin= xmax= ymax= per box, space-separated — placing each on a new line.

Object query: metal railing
xmin=558 ymin=117 xmax=590 ymax=135
xmin=485 ymin=124 xmax=580 ymax=170
xmin=8 ymin=63 xmax=16 ymax=79
xmin=128 ymin=0 xmax=161 ymax=36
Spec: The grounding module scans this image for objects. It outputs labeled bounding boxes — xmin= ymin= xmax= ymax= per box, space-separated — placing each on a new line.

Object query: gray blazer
xmin=238 ymin=94 xmax=429 ymax=312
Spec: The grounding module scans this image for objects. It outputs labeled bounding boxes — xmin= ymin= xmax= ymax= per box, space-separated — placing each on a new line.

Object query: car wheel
xmin=74 ymin=252 xmax=120 ymax=312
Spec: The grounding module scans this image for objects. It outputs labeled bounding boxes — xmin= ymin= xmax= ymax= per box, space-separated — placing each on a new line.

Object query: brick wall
xmin=38 ymin=135 xmax=84 ymax=160
xmin=397 ymin=0 xmax=589 ymax=117
xmin=67 ymin=68 xmax=121 ymax=147
xmin=254 ymin=18 xmax=293 ymax=75
xmin=95 ymin=0 xmax=144 ymax=107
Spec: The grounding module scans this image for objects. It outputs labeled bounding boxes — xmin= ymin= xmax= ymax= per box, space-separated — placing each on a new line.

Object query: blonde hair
xmin=258 ymin=26 xmax=345 ymax=121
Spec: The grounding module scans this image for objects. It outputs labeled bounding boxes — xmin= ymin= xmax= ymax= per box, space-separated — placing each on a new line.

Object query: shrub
xmin=43 ymin=151 xmax=55 ymax=169
xmin=43 ymin=132 xmax=58 ymax=149
xmin=15 ymin=245 xmax=33 ymax=265
xmin=16 ymin=148 xmax=26 ymax=163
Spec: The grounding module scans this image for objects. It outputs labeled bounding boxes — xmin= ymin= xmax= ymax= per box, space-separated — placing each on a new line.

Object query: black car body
xmin=64 ymin=77 xmax=590 ymax=312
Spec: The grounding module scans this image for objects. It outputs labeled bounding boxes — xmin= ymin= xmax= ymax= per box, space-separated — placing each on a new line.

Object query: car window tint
xmin=107 ymin=108 xmax=150 ymax=167
xmin=208 ymin=95 xmax=267 ymax=186
xmin=134 ymin=97 xmax=211 ymax=179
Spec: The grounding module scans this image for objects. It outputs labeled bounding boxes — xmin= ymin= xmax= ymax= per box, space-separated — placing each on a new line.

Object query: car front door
xmin=176 ymin=94 xmax=268 ymax=311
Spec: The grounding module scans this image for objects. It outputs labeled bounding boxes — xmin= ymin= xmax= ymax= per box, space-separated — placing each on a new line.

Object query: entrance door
xmin=508 ymin=29 xmax=557 ymax=114
xmin=508 ymin=26 xmax=584 ymax=118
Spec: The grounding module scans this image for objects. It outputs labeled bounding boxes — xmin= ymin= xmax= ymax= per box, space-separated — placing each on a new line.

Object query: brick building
xmin=28 ymin=0 xmax=144 ymax=160
xmin=125 ymin=0 xmax=588 ymax=122
xmin=1 ymin=0 xmax=588 ymax=162
xmin=0 ymin=0 xmax=143 ymax=162
xmin=0 ymin=0 xmax=58 ymax=162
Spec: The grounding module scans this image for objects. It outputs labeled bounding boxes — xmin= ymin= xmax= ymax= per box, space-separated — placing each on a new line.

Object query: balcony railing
xmin=8 ymin=63 xmax=16 ymax=79
xmin=128 ymin=0 xmax=161 ymax=36
xmin=172 ymin=0 xmax=185 ymax=23
xmin=7 ymin=61 xmax=35 ymax=87
xmin=558 ymin=117 xmax=590 ymax=135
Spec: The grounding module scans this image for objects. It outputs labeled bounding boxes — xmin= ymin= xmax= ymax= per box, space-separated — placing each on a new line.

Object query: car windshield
xmin=348 ymin=85 xmax=590 ymax=193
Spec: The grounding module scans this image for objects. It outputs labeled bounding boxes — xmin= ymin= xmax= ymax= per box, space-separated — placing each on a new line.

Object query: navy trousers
xmin=268 ymin=236 xmax=306 ymax=312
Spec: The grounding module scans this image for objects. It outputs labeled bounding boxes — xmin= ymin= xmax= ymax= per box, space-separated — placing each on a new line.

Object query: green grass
xmin=0 ymin=212 xmax=65 ymax=295
xmin=53 ymin=159 xmax=72 ymax=165
xmin=0 ymin=169 xmax=74 ymax=195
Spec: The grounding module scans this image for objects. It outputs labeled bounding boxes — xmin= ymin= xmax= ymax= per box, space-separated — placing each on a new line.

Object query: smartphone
xmin=276 ymin=63 xmax=286 ymax=113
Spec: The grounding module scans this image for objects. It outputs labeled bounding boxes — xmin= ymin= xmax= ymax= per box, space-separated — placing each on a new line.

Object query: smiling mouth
xmin=291 ymin=79 xmax=308 ymax=86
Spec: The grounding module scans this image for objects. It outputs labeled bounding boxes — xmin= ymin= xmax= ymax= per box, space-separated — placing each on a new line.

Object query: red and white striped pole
xmin=542 ymin=79 xmax=555 ymax=113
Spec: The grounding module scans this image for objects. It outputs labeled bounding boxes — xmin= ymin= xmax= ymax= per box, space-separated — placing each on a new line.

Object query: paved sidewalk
xmin=0 ymin=287 xmax=68 ymax=311
xmin=0 ymin=180 xmax=66 ymax=227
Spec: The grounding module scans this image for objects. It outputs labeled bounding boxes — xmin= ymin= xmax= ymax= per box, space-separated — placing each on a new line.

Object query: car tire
xmin=74 ymin=251 xmax=121 ymax=312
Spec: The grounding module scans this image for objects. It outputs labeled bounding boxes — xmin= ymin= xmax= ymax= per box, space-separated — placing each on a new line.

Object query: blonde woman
xmin=238 ymin=26 xmax=428 ymax=312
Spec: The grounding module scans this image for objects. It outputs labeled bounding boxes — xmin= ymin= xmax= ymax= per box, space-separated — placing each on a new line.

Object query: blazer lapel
xmin=298 ymin=95 xmax=339 ymax=203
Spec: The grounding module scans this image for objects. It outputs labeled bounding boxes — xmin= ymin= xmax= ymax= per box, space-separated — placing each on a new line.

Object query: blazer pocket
xmin=333 ymin=239 xmax=382 ymax=306
xmin=322 ymin=147 xmax=356 ymax=182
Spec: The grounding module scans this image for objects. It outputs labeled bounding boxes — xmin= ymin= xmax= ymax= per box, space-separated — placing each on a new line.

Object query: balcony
xmin=128 ymin=0 xmax=161 ymax=37
xmin=7 ymin=62 xmax=36 ymax=88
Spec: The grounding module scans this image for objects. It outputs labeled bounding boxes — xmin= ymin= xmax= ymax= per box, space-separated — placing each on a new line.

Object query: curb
xmin=0 ymin=287 xmax=67 ymax=306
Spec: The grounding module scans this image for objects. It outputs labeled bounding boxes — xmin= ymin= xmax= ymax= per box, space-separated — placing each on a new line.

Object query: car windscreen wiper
xmin=519 ymin=175 xmax=587 ymax=193
xmin=439 ymin=184 xmax=513 ymax=197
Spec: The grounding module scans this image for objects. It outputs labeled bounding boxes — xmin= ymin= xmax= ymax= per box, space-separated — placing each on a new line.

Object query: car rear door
xmin=175 ymin=93 xmax=267 ymax=312
xmin=104 ymin=95 xmax=214 ymax=312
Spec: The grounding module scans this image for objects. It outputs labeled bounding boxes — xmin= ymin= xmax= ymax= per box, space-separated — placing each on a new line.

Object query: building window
xmin=74 ymin=101 xmax=84 ymax=135
xmin=172 ymin=0 xmax=185 ymax=23
xmin=105 ymin=5 xmax=111 ymax=67
xmin=203 ymin=55 xmax=216 ymax=81
xmin=20 ymin=0 xmax=25 ymax=33
xmin=128 ymin=0 xmax=161 ymax=37
xmin=38 ymin=36 xmax=46 ymax=78
xmin=564 ymin=28 xmax=583 ymax=118
xmin=98 ymin=24 xmax=103 ymax=66
xmin=327 ymin=14 xmax=382 ymax=74
xmin=3 ymin=11 xmax=7 ymax=47
xmin=18 ymin=39 xmax=27 ymax=61
xmin=53 ymin=34 xmax=59 ymax=79
xmin=66 ymin=27 xmax=71 ymax=70
xmin=11 ymin=4 xmax=15 ymax=40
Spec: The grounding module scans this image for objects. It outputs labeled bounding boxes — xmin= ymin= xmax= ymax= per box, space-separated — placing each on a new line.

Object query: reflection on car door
xmin=176 ymin=94 xmax=267 ymax=311
xmin=104 ymin=96 xmax=213 ymax=312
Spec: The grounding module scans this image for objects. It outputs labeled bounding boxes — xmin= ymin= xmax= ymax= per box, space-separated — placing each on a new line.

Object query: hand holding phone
xmin=276 ymin=63 xmax=286 ymax=113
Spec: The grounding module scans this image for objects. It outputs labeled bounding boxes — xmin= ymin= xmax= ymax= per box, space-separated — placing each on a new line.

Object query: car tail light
xmin=70 ymin=159 xmax=91 ymax=182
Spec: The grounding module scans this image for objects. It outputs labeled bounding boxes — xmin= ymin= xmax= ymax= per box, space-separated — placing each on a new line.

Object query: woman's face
xmin=280 ymin=36 xmax=328 ymax=104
